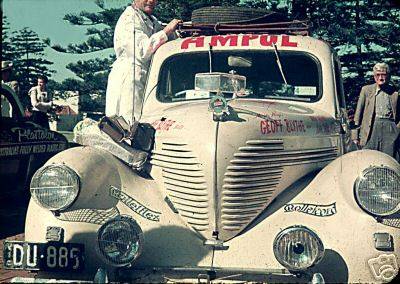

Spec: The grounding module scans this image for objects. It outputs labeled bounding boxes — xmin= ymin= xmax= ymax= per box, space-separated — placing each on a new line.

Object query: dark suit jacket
xmin=354 ymin=83 xmax=399 ymax=146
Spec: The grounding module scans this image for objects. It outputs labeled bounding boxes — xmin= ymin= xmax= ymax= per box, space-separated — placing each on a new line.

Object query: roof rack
xmin=178 ymin=20 xmax=310 ymax=38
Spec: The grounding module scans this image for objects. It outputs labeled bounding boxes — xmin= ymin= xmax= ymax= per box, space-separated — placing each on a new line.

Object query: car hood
xmin=143 ymin=99 xmax=341 ymax=241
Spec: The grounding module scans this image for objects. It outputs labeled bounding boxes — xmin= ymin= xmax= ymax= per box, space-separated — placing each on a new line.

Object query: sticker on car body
xmin=151 ymin=119 xmax=184 ymax=131
xmin=109 ymin=186 xmax=161 ymax=222
xmin=368 ymin=254 xmax=399 ymax=282
xmin=283 ymin=202 xmax=337 ymax=217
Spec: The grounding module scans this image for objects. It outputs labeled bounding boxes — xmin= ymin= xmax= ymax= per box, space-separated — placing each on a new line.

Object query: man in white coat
xmin=106 ymin=0 xmax=180 ymax=124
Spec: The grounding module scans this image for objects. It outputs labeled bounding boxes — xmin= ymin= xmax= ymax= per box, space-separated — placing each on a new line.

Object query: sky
xmin=2 ymin=0 xmax=129 ymax=82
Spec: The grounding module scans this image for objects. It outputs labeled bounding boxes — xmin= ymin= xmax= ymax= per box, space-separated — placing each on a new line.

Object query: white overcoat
xmin=105 ymin=6 xmax=167 ymax=124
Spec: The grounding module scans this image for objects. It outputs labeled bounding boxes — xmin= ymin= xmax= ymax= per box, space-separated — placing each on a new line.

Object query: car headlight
xmin=97 ymin=216 xmax=143 ymax=267
xmin=30 ymin=164 xmax=80 ymax=211
xmin=273 ymin=226 xmax=324 ymax=271
xmin=355 ymin=166 xmax=400 ymax=216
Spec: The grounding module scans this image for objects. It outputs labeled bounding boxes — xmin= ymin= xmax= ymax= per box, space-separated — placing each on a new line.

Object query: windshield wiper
xmin=272 ymin=42 xmax=288 ymax=85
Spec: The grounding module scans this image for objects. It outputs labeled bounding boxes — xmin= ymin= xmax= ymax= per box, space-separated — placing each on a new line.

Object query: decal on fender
xmin=109 ymin=186 xmax=161 ymax=222
xmin=368 ymin=254 xmax=399 ymax=283
xmin=151 ymin=119 xmax=183 ymax=131
xmin=283 ymin=202 xmax=337 ymax=217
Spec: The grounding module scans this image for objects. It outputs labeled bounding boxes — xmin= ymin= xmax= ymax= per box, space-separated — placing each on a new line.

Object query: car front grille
xmin=221 ymin=140 xmax=284 ymax=231
xmin=220 ymin=139 xmax=338 ymax=232
xmin=152 ymin=139 xmax=338 ymax=238
xmin=151 ymin=142 xmax=210 ymax=232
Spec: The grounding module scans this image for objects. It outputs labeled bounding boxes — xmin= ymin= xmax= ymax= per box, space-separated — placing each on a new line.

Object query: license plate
xmin=3 ymin=241 xmax=84 ymax=271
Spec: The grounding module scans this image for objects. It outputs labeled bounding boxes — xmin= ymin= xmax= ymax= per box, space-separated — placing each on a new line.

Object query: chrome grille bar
xmin=151 ymin=142 xmax=210 ymax=232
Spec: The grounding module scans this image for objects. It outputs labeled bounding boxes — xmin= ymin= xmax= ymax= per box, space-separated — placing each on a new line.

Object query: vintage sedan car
xmin=0 ymin=84 xmax=68 ymax=199
xmin=3 ymin=24 xmax=400 ymax=283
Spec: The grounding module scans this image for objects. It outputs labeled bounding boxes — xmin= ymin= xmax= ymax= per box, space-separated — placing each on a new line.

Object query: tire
xmin=191 ymin=6 xmax=282 ymax=25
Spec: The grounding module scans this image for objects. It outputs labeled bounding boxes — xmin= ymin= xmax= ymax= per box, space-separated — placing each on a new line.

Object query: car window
xmin=157 ymin=51 xmax=321 ymax=103
xmin=1 ymin=94 xmax=14 ymax=118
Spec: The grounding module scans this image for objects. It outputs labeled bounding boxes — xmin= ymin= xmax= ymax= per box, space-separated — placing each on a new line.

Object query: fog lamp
xmin=97 ymin=216 xmax=143 ymax=267
xmin=273 ymin=225 xmax=324 ymax=271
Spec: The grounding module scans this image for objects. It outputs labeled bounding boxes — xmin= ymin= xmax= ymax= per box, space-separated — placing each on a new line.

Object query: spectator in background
xmin=1 ymin=60 xmax=20 ymax=117
xmin=353 ymin=63 xmax=399 ymax=160
xmin=105 ymin=0 xmax=181 ymax=124
xmin=1 ymin=60 xmax=19 ymax=95
xmin=28 ymin=75 xmax=53 ymax=129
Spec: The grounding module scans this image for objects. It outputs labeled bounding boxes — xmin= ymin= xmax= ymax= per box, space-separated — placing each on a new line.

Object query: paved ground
xmin=0 ymin=197 xmax=35 ymax=283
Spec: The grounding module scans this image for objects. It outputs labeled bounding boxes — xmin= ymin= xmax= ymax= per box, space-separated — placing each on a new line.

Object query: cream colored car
xmin=4 ymin=33 xmax=399 ymax=283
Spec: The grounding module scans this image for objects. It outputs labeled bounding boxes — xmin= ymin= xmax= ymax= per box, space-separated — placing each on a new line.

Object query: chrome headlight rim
xmin=30 ymin=164 xmax=80 ymax=211
xmin=97 ymin=215 xmax=144 ymax=267
xmin=273 ymin=225 xmax=324 ymax=271
xmin=354 ymin=166 xmax=400 ymax=216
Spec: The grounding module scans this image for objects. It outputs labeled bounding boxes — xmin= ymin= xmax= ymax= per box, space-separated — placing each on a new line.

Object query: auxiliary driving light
xmin=97 ymin=216 xmax=143 ymax=267
xmin=273 ymin=225 xmax=324 ymax=271
xmin=30 ymin=164 xmax=80 ymax=211
xmin=355 ymin=166 xmax=400 ymax=216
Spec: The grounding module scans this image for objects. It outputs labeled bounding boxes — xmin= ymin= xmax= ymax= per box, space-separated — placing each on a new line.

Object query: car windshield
xmin=157 ymin=50 xmax=321 ymax=103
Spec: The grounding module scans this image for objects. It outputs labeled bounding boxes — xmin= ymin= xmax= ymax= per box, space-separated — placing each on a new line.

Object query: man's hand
xmin=51 ymin=104 xmax=63 ymax=113
xmin=164 ymin=19 xmax=182 ymax=36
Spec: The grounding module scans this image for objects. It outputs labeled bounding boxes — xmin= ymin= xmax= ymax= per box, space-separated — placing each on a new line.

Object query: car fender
xmin=37 ymin=146 xmax=125 ymax=210
xmin=214 ymin=149 xmax=400 ymax=283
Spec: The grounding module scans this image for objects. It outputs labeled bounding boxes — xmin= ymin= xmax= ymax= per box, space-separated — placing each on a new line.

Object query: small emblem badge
xmin=46 ymin=226 xmax=64 ymax=242
xmin=209 ymin=95 xmax=227 ymax=113
xmin=209 ymin=95 xmax=228 ymax=120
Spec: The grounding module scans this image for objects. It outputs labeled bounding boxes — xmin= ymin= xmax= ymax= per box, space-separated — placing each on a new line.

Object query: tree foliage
xmin=2 ymin=16 xmax=14 ymax=61
xmin=10 ymin=28 xmax=55 ymax=97
xmin=53 ymin=0 xmax=399 ymax=113
xmin=1 ymin=23 xmax=55 ymax=107
xmin=287 ymin=0 xmax=400 ymax=109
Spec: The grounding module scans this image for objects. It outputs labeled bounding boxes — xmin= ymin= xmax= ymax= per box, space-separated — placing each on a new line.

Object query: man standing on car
xmin=106 ymin=0 xmax=181 ymax=124
xmin=28 ymin=75 xmax=53 ymax=129
xmin=353 ymin=63 xmax=400 ymax=160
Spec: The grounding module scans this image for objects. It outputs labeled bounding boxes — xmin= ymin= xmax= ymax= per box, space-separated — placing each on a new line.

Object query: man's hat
xmin=1 ymin=60 xmax=13 ymax=71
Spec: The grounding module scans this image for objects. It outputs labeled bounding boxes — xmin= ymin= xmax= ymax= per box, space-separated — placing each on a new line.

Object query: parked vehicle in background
xmin=3 ymin=7 xmax=399 ymax=283
xmin=0 ymin=84 xmax=68 ymax=199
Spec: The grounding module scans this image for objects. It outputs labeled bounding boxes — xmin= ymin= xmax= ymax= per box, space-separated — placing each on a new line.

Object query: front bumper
xmin=117 ymin=266 xmax=326 ymax=283
xmin=10 ymin=267 xmax=326 ymax=283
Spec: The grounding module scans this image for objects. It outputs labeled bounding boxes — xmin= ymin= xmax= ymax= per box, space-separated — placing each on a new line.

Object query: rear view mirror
xmin=228 ymin=56 xmax=252 ymax=68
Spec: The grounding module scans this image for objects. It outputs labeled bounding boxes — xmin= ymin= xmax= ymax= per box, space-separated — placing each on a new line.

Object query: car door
xmin=0 ymin=85 xmax=30 ymax=197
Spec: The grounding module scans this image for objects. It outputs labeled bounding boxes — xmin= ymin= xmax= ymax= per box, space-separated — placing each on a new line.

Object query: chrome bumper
xmin=11 ymin=267 xmax=325 ymax=283
xmin=118 ymin=266 xmax=325 ymax=283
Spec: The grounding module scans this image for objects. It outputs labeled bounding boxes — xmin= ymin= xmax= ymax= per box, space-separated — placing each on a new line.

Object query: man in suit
xmin=354 ymin=63 xmax=399 ymax=159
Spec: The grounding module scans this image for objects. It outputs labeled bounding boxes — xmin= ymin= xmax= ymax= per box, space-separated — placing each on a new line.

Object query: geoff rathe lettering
xmin=260 ymin=118 xmax=306 ymax=135
xmin=181 ymin=34 xmax=298 ymax=49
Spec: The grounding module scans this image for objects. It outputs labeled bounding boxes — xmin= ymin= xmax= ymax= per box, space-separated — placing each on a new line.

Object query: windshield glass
xmin=157 ymin=51 xmax=321 ymax=103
